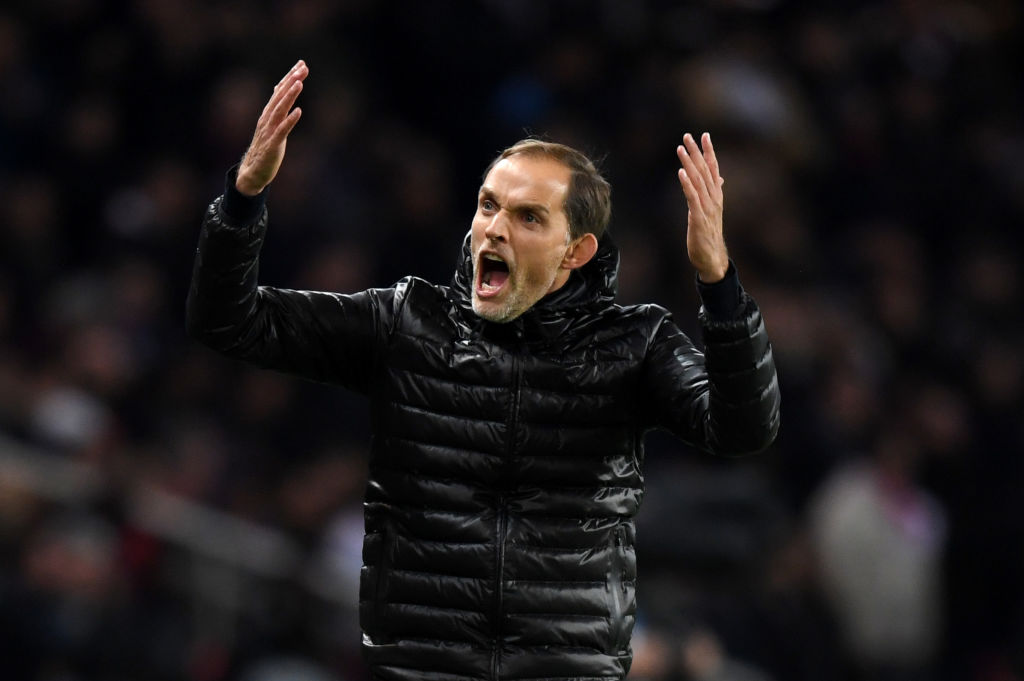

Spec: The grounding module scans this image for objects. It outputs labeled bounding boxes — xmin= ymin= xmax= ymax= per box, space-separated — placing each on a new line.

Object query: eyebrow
xmin=478 ymin=187 xmax=551 ymax=216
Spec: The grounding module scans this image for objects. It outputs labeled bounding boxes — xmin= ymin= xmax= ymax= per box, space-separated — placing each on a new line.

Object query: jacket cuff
xmin=220 ymin=164 xmax=267 ymax=226
xmin=696 ymin=260 xmax=742 ymax=322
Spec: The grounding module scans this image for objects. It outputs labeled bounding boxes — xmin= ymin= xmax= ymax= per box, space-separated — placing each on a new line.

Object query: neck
xmin=546 ymin=268 xmax=572 ymax=295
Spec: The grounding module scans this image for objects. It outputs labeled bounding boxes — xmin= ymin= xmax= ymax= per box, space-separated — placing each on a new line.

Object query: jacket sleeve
xmin=639 ymin=289 xmax=780 ymax=456
xmin=185 ymin=194 xmax=396 ymax=395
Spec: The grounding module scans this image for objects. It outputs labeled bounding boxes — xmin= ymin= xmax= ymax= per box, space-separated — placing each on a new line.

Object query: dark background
xmin=0 ymin=1 xmax=1022 ymax=680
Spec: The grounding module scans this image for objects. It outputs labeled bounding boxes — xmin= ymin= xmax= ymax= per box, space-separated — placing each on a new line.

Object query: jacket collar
xmin=449 ymin=230 xmax=619 ymax=342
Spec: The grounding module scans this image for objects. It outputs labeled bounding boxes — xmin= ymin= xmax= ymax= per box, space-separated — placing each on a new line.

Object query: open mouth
xmin=477 ymin=253 xmax=510 ymax=298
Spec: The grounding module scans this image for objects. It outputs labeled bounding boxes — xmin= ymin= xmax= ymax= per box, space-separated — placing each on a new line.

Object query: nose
xmin=483 ymin=210 xmax=508 ymax=242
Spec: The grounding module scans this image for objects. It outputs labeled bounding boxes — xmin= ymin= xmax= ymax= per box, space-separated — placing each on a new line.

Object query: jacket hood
xmin=450 ymin=230 xmax=619 ymax=333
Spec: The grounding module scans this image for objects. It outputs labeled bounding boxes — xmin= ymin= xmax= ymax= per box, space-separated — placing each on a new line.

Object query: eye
xmin=481 ymin=198 xmax=495 ymax=212
xmin=523 ymin=213 xmax=538 ymax=224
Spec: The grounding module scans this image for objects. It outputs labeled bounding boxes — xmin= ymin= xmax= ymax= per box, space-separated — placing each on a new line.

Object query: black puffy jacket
xmin=187 ymin=191 xmax=780 ymax=681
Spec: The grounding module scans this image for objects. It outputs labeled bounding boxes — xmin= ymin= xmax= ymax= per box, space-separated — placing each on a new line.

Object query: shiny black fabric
xmin=186 ymin=197 xmax=780 ymax=681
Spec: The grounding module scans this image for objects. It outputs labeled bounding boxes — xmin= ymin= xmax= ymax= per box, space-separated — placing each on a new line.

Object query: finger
xmin=677 ymin=144 xmax=710 ymax=206
xmin=264 ymin=62 xmax=308 ymax=118
xmin=677 ymin=168 xmax=703 ymax=217
xmin=274 ymin=64 xmax=296 ymax=91
xmin=274 ymin=59 xmax=306 ymax=91
xmin=268 ymin=79 xmax=304 ymax=129
xmin=702 ymin=132 xmax=722 ymax=188
xmin=683 ymin=133 xmax=715 ymax=190
xmin=270 ymin=107 xmax=303 ymax=146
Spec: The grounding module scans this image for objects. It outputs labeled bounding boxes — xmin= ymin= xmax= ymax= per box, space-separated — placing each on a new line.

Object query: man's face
xmin=470 ymin=154 xmax=574 ymax=323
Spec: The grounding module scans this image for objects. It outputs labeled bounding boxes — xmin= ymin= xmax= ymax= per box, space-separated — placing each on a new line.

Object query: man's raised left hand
xmin=677 ymin=132 xmax=728 ymax=283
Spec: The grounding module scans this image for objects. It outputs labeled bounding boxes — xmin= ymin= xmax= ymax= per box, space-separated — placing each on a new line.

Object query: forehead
xmin=481 ymin=154 xmax=571 ymax=212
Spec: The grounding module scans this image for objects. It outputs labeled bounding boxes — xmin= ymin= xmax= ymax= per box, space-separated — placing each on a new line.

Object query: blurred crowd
xmin=1 ymin=1 xmax=1022 ymax=680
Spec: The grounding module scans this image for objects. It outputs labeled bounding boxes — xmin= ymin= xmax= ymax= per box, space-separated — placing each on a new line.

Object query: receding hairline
xmin=480 ymin=152 xmax=573 ymax=195
xmin=482 ymin=146 xmax=575 ymax=181
xmin=484 ymin=139 xmax=596 ymax=176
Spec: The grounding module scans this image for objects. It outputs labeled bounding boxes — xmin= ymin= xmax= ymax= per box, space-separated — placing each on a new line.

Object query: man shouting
xmin=187 ymin=59 xmax=780 ymax=681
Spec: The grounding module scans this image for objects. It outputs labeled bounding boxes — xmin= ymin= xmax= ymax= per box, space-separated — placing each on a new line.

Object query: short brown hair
xmin=483 ymin=139 xmax=611 ymax=241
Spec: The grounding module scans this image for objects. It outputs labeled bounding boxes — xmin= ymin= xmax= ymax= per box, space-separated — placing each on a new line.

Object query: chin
xmin=471 ymin=295 xmax=519 ymax=324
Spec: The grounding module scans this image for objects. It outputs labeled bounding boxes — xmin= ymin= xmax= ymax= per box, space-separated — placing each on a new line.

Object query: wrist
xmin=222 ymin=164 xmax=267 ymax=225
xmin=234 ymin=171 xmax=265 ymax=197
xmin=697 ymin=259 xmax=729 ymax=283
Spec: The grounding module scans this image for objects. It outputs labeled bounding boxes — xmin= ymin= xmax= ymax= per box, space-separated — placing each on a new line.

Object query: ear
xmin=561 ymin=233 xmax=599 ymax=271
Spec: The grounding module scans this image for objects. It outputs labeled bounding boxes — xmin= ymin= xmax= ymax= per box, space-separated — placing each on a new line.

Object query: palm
xmin=677 ymin=132 xmax=728 ymax=282
xmin=236 ymin=60 xmax=308 ymax=196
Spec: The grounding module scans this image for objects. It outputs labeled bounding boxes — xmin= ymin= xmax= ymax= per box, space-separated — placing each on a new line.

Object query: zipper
xmin=608 ymin=526 xmax=628 ymax=654
xmin=492 ymin=351 xmax=523 ymax=680
xmin=491 ymin=496 xmax=508 ymax=680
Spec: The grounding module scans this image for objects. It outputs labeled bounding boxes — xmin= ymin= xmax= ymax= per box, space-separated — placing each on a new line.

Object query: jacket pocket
xmin=607 ymin=525 xmax=631 ymax=655
xmin=374 ymin=524 xmax=394 ymax=638
xmin=360 ymin=524 xmax=393 ymax=640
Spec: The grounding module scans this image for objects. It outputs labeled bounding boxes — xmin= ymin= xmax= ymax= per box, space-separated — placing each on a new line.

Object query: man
xmin=187 ymin=60 xmax=780 ymax=681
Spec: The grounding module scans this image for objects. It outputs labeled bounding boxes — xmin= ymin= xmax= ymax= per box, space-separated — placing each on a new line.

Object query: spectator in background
xmin=809 ymin=417 xmax=947 ymax=681
xmin=680 ymin=627 xmax=777 ymax=681
xmin=629 ymin=620 xmax=781 ymax=681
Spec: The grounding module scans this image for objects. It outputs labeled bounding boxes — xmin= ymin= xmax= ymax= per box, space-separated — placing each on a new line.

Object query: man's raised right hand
xmin=235 ymin=60 xmax=308 ymax=197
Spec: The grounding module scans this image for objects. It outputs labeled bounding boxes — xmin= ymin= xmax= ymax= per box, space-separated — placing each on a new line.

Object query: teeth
xmin=483 ymin=254 xmax=505 ymax=262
